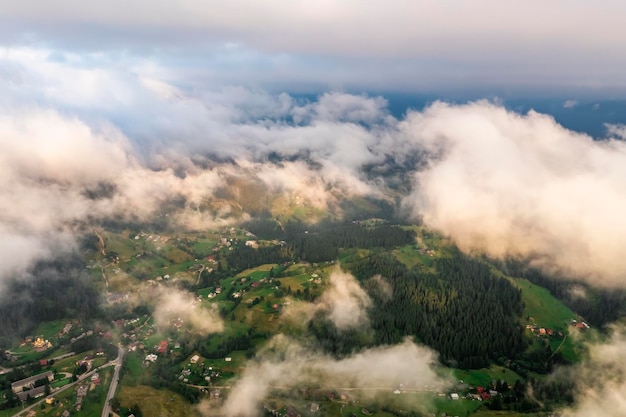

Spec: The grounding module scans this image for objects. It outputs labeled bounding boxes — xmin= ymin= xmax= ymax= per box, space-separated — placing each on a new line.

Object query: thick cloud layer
xmin=0 ymin=50 xmax=391 ymax=284
xmin=2 ymin=47 xmax=626 ymax=292
xmin=402 ymin=101 xmax=626 ymax=287
xmin=2 ymin=2 xmax=626 ymax=92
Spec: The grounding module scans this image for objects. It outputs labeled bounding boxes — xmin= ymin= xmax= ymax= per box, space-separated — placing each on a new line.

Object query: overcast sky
xmin=1 ymin=0 xmax=626 ymax=95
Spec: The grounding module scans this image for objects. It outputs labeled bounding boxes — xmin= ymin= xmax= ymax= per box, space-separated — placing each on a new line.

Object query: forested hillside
xmin=349 ymin=253 xmax=526 ymax=368
xmin=0 ymin=255 xmax=100 ymax=344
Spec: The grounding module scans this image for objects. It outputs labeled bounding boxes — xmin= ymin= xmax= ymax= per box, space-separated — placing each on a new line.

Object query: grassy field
xmin=337 ymin=248 xmax=374 ymax=264
xmin=454 ymin=366 xmax=524 ymax=388
xmin=392 ymin=244 xmax=433 ymax=269
xmin=235 ymin=264 xmax=275 ymax=278
xmin=513 ymin=278 xmax=576 ymax=331
xmin=471 ymin=410 xmax=553 ymax=417
xmin=433 ymin=396 xmax=483 ymax=417
xmin=122 ymin=351 xmax=151 ymax=386
xmin=0 ymin=407 xmax=20 ymax=417
xmin=118 ymin=385 xmax=201 ymax=417
xmin=51 ymin=378 xmax=72 ymax=388
xmin=278 ymin=274 xmax=310 ymax=292
xmin=32 ymin=320 xmax=67 ymax=341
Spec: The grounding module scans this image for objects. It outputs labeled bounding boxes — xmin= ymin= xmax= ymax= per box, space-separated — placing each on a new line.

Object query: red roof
xmin=157 ymin=340 xmax=168 ymax=353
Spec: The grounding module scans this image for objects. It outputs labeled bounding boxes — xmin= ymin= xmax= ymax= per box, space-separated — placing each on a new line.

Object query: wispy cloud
xmin=198 ymin=336 xmax=448 ymax=417
xmin=561 ymin=327 xmax=626 ymax=417
xmin=282 ymin=268 xmax=372 ymax=330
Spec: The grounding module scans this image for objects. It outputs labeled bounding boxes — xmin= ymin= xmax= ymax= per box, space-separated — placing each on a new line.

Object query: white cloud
xmin=402 ymin=100 xmax=626 ymax=287
xmin=318 ymin=269 xmax=372 ymax=330
xmin=150 ymin=286 xmax=224 ymax=336
xmin=0 ymin=52 xmax=398 ymax=288
xmin=606 ymin=123 xmax=626 ymax=140
xmin=202 ymin=336 xmax=448 ymax=417
xmin=561 ymin=327 xmax=626 ymax=417
xmin=281 ymin=268 xmax=372 ymax=331
xmin=563 ymin=99 xmax=578 ymax=108
xmin=2 ymin=47 xmax=626 ymax=295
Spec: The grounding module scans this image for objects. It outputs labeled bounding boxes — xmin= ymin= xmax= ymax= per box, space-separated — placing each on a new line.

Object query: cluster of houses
xmin=418 ymin=247 xmax=436 ymax=257
xmin=75 ymin=383 xmax=88 ymax=411
xmin=74 ymin=375 xmax=101 ymax=412
xmin=525 ymin=325 xmax=562 ymax=337
xmin=308 ymin=273 xmax=322 ymax=285
xmin=465 ymin=386 xmax=500 ymax=401
xmin=525 ymin=317 xmax=590 ymax=343
xmin=134 ymin=233 xmax=167 ymax=243
xmin=143 ymin=340 xmax=171 ymax=365
xmin=178 ymin=354 xmax=224 ymax=386
xmin=70 ymin=329 xmax=94 ymax=345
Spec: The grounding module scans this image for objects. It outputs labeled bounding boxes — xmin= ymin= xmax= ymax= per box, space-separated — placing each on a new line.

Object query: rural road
xmin=10 ymin=353 xmax=119 ymax=417
xmin=49 ymin=351 xmax=76 ymax=362
xmin=101 ymin=346 xmax=125 ymax=417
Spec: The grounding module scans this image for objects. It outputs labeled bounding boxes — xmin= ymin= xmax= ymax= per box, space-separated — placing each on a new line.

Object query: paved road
xmin=11 ymin=356 xmax=118 ymax=417
xmin=101 ymin=346 xmax=124 ymax=417
xmin=0 ymin=352 xmax=75 ymax=376
xmin=0 ymin=352 xmax=75 ymax=375
xmin=50 ymin=351 xmax=76 ymax=361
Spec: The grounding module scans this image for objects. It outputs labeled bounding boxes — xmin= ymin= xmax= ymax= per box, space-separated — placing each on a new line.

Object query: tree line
xmin=497 ymin=259 xmax=626 ymax=327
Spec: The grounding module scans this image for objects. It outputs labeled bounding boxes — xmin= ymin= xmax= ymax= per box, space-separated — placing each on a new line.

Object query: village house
xmin=16 ymin=385 xmax=47 ymax=402
xmin=157 ymin=340 xmax=168 ymax=353
xmin=11 ymin=371 xmax=54 ymax=393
